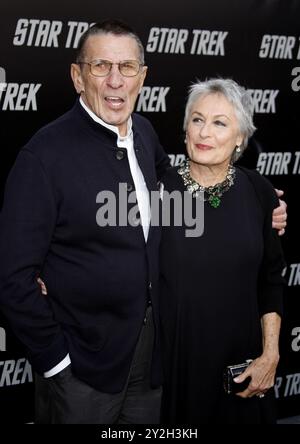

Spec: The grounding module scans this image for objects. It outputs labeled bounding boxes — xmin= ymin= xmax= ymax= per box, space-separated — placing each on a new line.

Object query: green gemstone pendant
xmin=209 ymin=195 xmax=221 ymax=208
xmin=178 ymin=160 xmax=236 ymax=208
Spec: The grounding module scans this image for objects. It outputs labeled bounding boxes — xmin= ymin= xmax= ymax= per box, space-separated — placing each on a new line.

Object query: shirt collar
xmin=79 ymin=97 xmax=132 ymax=139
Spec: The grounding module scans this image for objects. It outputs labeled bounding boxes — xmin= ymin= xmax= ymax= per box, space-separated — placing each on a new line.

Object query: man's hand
xmin=37 ymin=277 xmax=47 ymax=295
xmin=273 ymin=189 xmax=287 ymax=236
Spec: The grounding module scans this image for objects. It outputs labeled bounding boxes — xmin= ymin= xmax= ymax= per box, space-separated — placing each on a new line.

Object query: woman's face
xmin=186 ymin=92 xmax=243 ymax=169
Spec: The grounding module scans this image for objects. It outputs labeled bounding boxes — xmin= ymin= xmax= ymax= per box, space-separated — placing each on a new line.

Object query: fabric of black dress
xmin=159 ymin=166 xmax=285 ymax=424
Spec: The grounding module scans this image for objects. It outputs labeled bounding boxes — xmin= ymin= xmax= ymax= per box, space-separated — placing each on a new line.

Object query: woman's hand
xmin=233 ymin=352 xmax=279 ymax=398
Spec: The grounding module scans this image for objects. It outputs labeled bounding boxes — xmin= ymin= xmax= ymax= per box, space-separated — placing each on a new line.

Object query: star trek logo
xmin=0 ymin=67 xmax=6 ymax=92
xmin=247 ymin=89 xmax=279 ymax=114
xmin=275 ymin=373 xmax=300 ymax=398
xmin=257 ymin=152 xmax=300 ymax=175
xmin=0 ymin=327 xmax=6 ymax=351
xmin=146 ymin=27 xmax=228 ymax=55
xmin=0 ymin=68 xmax=41 ymax=111
xmin=136 ymin=87 xmax=170 ymax=112
xmin=12 ymin=18 xmax=94 ymax=48
xmin=259 ymin=34 xmax=300 ymax=59
xmin=0 ymin=358 xmax=33 ymax=387
xmin=282 ymin=263 xmax=300 ymax=286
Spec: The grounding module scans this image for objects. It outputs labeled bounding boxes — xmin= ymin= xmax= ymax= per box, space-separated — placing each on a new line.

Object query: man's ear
xmin=138 ymin=65 xmax=147 ymax=93
xmin=71 ymin=63 xmax=85 ymax=94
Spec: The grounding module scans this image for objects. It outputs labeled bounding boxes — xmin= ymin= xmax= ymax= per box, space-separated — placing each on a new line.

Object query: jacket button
xmin=127 ymin=183 xmax=133 ymax=192
xmin=116 ymin=149 xmax=126 ymax=160
xmin=148 ymin=282 xmax=152 ymax=290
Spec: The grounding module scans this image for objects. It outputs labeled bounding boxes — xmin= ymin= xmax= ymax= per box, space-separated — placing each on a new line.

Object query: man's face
xmin=71 ymin=34 xmax=147 ymax=136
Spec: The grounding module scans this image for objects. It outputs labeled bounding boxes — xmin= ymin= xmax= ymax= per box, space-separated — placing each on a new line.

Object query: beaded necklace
xmin=178 ymin=159 xmax=236 ymax=208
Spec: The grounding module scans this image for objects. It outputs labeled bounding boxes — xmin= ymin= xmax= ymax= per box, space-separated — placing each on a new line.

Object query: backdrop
xmin=0 ymin=0 xmax=299 ymax=423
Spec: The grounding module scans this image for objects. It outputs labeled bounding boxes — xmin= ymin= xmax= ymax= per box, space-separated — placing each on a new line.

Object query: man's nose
xmin=106 ymin=65 xmax=124 ymax=88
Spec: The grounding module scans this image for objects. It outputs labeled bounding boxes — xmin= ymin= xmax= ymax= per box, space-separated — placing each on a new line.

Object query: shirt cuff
xmin=43 ymin=353 xmax=71 ymax=378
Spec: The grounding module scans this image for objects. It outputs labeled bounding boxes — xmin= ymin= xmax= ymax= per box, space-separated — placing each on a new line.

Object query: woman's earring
xmin=236 ymin=145 xmax=241 ymax=153
xmin=184 ymin=136 xmax=187 ymax=143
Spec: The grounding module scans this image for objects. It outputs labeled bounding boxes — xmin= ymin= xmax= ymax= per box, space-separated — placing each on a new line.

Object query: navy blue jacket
xmin=0 ymin=100 xmax=170 ymax=392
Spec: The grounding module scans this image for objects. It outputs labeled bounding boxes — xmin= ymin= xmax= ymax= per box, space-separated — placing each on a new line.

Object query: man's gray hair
xmin=76 ymin=19 xmax=145 ymax=64
xmin=183 ymin=78 xmax=256 ymax=162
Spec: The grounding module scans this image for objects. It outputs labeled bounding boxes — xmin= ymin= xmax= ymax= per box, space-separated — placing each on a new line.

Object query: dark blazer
xmin=0 ymin=100 xmax=170 ymax=392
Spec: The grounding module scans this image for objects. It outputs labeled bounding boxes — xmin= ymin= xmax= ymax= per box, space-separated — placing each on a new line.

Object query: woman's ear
xmin=236 ymin=133 xmax=243 ymax=148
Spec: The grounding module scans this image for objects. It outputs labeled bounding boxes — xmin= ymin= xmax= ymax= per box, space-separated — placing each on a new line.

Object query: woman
xmin=159 ymin=78 xmax=286 ymax=424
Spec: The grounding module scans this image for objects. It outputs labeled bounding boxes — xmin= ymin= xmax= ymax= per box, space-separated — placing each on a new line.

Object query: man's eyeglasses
xmin=78 ymin=59 xmax=144 ymax=77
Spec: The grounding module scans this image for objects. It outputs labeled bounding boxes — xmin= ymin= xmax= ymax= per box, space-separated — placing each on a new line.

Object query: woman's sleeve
xmin=257 ymin=181 xmax=286 ymax=318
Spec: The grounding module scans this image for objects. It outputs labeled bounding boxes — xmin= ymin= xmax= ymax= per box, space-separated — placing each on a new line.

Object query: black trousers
xmin=35 ymin=307 xmax=162 ymax=424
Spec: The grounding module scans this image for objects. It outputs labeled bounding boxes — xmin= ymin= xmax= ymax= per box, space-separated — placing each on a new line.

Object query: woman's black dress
xmin=159 ymin=166 xmax=285 ymax=424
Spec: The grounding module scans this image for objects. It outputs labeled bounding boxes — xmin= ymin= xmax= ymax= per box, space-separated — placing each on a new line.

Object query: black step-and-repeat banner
xmin=0 ymin=0 xmax=299 ymax=423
